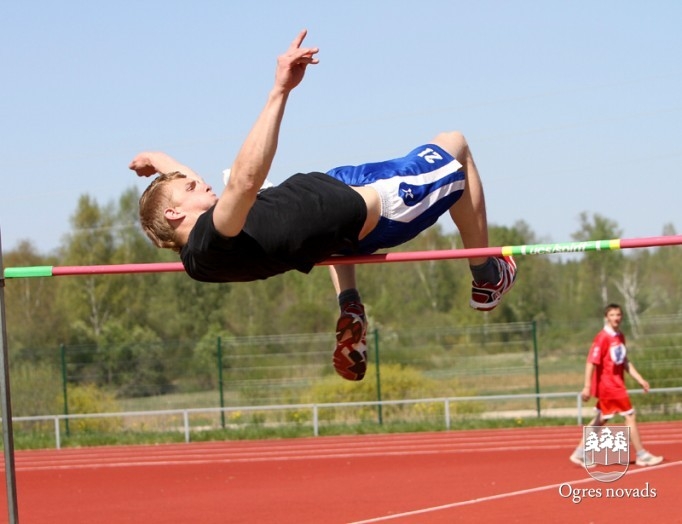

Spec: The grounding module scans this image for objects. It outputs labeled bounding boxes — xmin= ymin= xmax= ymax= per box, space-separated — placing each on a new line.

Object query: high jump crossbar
xmin=4 ymin=234 xmax=682 ymax=279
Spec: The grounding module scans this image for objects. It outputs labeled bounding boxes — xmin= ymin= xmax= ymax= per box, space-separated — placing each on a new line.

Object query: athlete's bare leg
xmin=431 ymin=131 xmax=489 ymax=267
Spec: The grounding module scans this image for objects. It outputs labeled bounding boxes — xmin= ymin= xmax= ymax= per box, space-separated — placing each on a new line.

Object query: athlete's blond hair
xmin=138 ymin=172 xmax=187 ymax=253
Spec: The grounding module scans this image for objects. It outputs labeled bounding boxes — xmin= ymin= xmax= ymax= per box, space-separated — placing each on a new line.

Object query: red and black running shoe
xmin=470 ymin=256 xmax=517 ymax=311
xmin=333 ymin=302 xmax=368 ymax=381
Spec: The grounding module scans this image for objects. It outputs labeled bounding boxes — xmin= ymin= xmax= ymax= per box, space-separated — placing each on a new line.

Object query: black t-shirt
xmin=180 ymin=172 xmax=367 ymax=282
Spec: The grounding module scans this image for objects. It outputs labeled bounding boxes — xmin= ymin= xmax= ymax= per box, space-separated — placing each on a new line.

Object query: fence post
xmin=532 ymin=321 xmax=541 ymax=417
xmin=54 ymin=417 xmax=61 ymax=450
xmin=60 ymin=343 xmax=70 ymax=436
xmin=217 ymin=337 xmax=225 ymax=428
xmin=373 ymin=329 xmax=382 ymax=425
xmin=313 ymin=405 xmax=319 ymax=437
xmin=183 ymin=410 xmax=190 ymax=443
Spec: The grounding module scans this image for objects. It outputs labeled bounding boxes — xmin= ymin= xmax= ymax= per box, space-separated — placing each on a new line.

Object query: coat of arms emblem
xmin=583 ymin=426 xmax=630 ymax=482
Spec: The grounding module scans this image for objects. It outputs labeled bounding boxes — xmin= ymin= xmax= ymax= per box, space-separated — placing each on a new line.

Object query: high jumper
xmin=131 ymin=30 xmax=516 ymax=381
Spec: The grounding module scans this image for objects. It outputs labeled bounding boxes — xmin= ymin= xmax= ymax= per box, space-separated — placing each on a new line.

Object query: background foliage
xmin=4 ymin=186 xmax=682 ymax=421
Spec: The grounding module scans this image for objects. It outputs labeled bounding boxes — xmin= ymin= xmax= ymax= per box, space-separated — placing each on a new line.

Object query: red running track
xmin=1 ymin=422 xmax=680 ymax=523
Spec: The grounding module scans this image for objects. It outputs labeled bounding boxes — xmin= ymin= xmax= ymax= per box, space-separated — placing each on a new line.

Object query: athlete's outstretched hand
xmin=129 ymin=151 xmax=202 ymax=180
xmin=274 ymin=29 xmax=319 ymax=93
xmin=129 ymin=152 xmax=161 ymax=177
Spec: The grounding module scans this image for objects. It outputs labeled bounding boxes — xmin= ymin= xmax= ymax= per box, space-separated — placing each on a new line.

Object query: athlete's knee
xmin=431 ymin=131 xmax=468 ymax=158
xmin=592 ymin=415 xmax=605 ymax=426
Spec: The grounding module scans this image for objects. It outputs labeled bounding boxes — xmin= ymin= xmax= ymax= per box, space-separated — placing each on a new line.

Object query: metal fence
xmin=10 ymin=316 xmax=682 ymax=443
xmin=48 ymin=321 xmax=543 ymax=412
xmin=9 ymin=387 xmax=682 ymax=449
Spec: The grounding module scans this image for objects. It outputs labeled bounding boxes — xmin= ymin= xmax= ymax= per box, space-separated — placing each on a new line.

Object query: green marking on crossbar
xmin=4 ymin=266 xmax=54 ymax=279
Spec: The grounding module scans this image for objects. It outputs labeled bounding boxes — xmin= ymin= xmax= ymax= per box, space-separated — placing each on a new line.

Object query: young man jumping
xmin=132 ymin=30 xmax=517 ymax=381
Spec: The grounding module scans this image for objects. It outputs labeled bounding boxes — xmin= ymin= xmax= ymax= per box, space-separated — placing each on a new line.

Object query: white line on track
xmin=7 ymin=423 xmax=680 ymax=473
xmin=347 ymin=459 xmax=682 ymax=523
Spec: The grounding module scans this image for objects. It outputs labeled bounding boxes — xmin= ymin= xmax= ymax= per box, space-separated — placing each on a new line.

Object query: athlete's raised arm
xmin=213 ymin=30 xmax=319 ymax=237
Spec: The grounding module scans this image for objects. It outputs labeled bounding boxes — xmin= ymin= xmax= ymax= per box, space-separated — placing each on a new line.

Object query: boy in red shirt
xmin=570 ymin=303 xmax=663 ymax=467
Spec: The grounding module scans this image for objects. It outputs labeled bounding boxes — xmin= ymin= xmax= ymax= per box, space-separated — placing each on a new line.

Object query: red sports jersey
xmin=587 ymin=326 xmax=628 ymax=399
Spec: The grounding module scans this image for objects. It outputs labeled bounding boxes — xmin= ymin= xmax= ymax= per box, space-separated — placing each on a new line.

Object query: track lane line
xmin=348 ymin=459 xmax=682 ymax=523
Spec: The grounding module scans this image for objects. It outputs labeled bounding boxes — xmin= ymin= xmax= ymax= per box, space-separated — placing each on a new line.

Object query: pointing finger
xmin=290 ymin=29 xmax=308 ymax=49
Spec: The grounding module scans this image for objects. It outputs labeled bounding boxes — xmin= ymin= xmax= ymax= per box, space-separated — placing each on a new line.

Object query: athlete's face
xmin=604 ymin=308 xmax=623 ymax=330
xmin=167 ymin=176 xmax=219 ymax=216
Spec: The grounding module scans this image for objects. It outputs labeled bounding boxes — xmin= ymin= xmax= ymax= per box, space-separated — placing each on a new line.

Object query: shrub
xmin=65 ymin=384 xmax=123 ymax=433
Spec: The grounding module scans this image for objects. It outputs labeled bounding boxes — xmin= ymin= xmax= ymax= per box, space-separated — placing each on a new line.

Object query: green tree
xmin=96 ymin=321 xmax=172 ymax=397
xmin=59 ymin=195 xmax=119 ymax=339
xmin=572 ymin=212 xmax=625 ymax=313
xmin=638 ymin=223 xmax=682 ymax=316
xmin=57 ymin=189 xmax=173 ymax=343
xmin=3 ymin=241 xmax=66 ymax=354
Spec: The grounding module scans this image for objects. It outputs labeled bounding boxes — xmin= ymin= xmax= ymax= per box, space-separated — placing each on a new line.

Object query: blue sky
xmin=2 ymin=1 xmax=681 ymax=255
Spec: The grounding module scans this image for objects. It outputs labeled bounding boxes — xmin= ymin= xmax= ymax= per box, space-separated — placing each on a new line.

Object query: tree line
xmin=3 ymin=186 xmax=682 ymax=402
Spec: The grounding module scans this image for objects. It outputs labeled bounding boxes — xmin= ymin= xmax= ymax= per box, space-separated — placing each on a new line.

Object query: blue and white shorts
xmin=326 ymin=144 xmax=465 ymax=254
